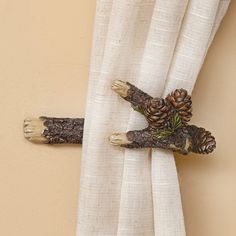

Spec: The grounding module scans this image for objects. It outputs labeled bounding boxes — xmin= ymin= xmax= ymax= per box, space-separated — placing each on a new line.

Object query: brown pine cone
xmin=187 ymin=125 xmax=216 ymax=154
xmin=143 ymin=98 xmax=171 ymax=130
xmin=166 ymin=89 xmax=192 ymax=124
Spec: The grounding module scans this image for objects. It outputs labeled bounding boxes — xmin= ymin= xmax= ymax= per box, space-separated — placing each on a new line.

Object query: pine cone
xmin=143 ymin=98 xmax=171 ymax=130
xmin=187 ymin=125 xmax=216 ymax=154
xmin=166 ymin=89 xmax=192 ymax=124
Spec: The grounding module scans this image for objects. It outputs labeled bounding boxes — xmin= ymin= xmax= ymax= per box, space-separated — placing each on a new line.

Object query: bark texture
xmin=125 ymin=82 xmax=152 ymax=111
xmin=41 ymin=117 xmax=84 ymax=144
xmin=123 ymin=127 xmax=191 ymax=155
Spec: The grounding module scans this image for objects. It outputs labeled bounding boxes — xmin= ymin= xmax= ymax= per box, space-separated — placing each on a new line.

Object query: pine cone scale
xmin=144 ymin=98 xmax=171 ymax=129
xmin=187 ymin=125 xmax=216 ymax=154
xmin=166 ymin=89 xmax=192 ymax=124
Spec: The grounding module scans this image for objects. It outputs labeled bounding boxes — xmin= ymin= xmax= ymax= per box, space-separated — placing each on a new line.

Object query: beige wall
xmin=0 ymin=1 xmax=235 ymax=235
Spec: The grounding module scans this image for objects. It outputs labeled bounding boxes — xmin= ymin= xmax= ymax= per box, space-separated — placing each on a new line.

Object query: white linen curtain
xmin=77 ymin=0 xmax=230 ymax=235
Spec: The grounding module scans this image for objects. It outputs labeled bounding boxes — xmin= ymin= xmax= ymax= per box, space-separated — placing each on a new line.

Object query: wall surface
xmin=0 ymin=1 xmax=235 ymax=236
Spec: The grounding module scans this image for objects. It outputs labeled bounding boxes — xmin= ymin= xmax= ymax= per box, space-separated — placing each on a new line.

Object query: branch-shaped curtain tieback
xmin=23 ymin=80 xmax=216 ymax=155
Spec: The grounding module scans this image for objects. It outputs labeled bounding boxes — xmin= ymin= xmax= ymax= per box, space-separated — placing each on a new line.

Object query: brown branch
xmin=124 ymin=82 xmax=153 ymax=111
xmin=111 ymin=80 xmax=152 ymax=113
xmin=24 ymin=117 xmax=84 ymax=144
xmin=41 ymin=117 xmax=84 ymax=144
xmin=121 ymin=127 xmax=191 ymax=155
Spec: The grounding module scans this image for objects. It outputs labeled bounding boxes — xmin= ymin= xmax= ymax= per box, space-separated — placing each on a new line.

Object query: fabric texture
xmin=77 ymin=0 xmax=230 ymax=235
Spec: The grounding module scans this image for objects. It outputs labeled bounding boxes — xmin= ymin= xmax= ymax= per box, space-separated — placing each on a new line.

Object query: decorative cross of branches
xmin=24 ymin=80 xmax=216 ymax=155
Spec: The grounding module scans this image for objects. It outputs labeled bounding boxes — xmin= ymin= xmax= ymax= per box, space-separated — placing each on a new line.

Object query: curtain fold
xmin=118 ymin=1 xmax=188 ymax=235
xmin=77 ymin=0 xmax=230 ymax=235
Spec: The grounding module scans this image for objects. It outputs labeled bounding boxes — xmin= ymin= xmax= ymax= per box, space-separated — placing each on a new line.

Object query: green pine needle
xmin=154 ymin=128 xmax=173 ymax=139
xmin=131 ymin=105 xmax=144 ymax=115
xmin=154 ymin=112 xmax=182 ymax=140
xmin=171 ymin=112 xmax=182 ymax=129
